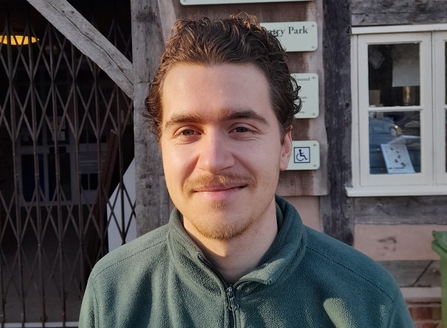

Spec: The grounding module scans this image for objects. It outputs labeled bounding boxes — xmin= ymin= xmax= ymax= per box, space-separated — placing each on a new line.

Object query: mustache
xmin=183 ymin=173 xmax=255 ymax=192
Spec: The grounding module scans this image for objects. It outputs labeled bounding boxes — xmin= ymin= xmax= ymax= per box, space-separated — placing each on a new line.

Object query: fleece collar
xmin=166 ymin=195 xmax=307 ymax=292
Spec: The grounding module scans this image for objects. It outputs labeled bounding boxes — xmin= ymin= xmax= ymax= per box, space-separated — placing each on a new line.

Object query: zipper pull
xmin=226 ymin=286 xmax=239 ymax=312
xmin=226 ymin=286 xmax=239 ymax=327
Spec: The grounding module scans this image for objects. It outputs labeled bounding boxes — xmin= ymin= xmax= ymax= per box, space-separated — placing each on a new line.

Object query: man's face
xmin=160 ymin=63 xmax=292 ymax=241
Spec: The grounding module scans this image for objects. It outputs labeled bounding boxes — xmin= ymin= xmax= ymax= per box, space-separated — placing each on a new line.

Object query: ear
xmin=279 ymin=130 xmax=292 ymax=171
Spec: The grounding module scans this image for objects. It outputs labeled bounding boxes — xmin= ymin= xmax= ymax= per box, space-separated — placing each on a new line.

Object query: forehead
xmin=160 ymin=63 xmax=273 ymax=123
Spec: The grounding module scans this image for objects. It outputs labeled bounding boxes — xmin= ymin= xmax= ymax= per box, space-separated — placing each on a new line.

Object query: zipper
xmin=226 ymin=286 xmax=239 ymax=328
xmin=197 ymin=254 xmax=240 ymax=328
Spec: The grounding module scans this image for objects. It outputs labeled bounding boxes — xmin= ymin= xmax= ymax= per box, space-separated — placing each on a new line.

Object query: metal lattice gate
xmin=0 ymin=1 xmax=134 ymax=326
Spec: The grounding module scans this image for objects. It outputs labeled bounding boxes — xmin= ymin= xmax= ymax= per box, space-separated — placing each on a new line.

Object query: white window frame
xmin=348 ymin=25 xmax=447 ymax=197
xmin=434 ymin=32 xmax=447 ymax=185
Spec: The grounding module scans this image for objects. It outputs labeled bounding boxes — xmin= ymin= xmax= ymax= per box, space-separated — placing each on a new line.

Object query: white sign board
xmin=286 ymin=140 xmax=320 ymax=170
xmin=260 ymin=22 xmax=317 ymax=52
xmin=292 ymin=73 xmax=319 ymax=119
xmin=181 ymin=0 xmax=312 ymax=5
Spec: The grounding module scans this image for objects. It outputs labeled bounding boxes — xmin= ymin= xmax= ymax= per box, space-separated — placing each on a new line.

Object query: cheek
xmin=162 ymin=147 xmax=194 ymax=183
xmin=240 ymin=146 xmax=280 ymax=174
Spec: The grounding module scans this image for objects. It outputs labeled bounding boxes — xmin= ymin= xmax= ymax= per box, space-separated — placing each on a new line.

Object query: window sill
xmin=401 ymin=287 xmax=441 ymax=302
xmin=346 ymin=185 xmax=447 ymax=197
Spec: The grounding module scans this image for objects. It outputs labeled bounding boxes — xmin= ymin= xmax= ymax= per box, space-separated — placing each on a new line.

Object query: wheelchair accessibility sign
xmin=287 ymin=141 xmax=320 ymax=170
xmin=294 ymin=147 xmax=310 ymax=163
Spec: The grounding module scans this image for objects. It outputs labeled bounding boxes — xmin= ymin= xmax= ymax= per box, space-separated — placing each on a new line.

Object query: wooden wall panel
xmin=132 ymin=0 xmax=174 ymax=235
xmin=320 ymin=1 xmax=354 ymax=244
xmin=352 ymin=0 xmax=447 ymax=26
xmin=379 ymin=260 xmax=440 ymax=288
xmin=354 ymin=196 xmax=447 ymax=225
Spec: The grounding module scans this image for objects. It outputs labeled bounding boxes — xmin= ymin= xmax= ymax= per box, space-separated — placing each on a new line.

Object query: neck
xmin=183 ymin=202 xmax=278 ymax=284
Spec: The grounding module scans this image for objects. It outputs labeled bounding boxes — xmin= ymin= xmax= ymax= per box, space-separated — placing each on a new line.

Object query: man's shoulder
xmin=89 ymin=224 xmax=170 ymax=282
xmin=303 ymin=227 xmax=398 ymax=298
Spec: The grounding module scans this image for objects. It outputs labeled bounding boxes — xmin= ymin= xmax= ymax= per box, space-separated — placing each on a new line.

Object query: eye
xmin=174 ymin=127 xmax=201 ymax=142
xmin=233 ymin=126 xmax=250 ymax=133
xmin=181 ymin=129 xmax=196 ymax=136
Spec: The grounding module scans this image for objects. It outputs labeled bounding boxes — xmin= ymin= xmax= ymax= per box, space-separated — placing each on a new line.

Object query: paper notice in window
xmin=380 ymin=144 xmax=415 ymax=174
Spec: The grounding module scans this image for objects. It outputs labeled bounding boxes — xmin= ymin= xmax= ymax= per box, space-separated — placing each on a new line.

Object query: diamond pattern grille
xmin=0 ymin=3 xmax=134 ymax=325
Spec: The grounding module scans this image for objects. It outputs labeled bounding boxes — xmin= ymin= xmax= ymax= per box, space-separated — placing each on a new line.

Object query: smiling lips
xmin=194 ymin=184 xmax=246 ymax=192
xmin=191 ymin=183 xmax=247 ymax=203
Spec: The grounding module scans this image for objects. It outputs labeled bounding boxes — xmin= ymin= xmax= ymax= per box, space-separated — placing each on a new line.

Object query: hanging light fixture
xmin=0 ymin=34 xmax=38 ymax=45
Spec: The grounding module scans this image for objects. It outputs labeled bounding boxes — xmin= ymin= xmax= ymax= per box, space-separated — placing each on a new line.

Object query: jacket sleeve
xmin=78 ymin=278 xmax=98 ymax=328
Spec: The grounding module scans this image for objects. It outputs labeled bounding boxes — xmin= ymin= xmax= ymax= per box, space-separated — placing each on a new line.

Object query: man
xmin=79 ymin=14 xmax=414 ymax=327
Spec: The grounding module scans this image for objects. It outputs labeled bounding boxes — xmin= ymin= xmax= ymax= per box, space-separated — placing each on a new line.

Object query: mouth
xmin=190 ymin=184 xmax=247 ymax=203
xmin=193 ymin=184 xmax=247 ymax=193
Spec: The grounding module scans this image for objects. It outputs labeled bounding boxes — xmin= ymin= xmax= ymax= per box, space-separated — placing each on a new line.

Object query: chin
xmin=195 ymin=220 xmax=251 ymax=241
xmin=185 ymin=210 xmax=254 ymax=241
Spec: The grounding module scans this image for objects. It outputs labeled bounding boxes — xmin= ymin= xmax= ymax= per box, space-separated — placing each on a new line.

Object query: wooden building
xmin=0 ymin=0 xmax=446 ymax=326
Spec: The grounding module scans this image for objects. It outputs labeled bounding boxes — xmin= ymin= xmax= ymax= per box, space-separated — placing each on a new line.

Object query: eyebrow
xmin=163 ymin=108 xmax=270 ymax=130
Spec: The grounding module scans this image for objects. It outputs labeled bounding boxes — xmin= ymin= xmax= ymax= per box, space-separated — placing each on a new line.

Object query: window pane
xmin=368 ymin=43 xmax=420 ymax=107
xmin=369 ymin=111 xmax=421 ymax=174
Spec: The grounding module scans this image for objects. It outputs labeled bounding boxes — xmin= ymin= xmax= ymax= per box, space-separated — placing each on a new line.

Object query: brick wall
xmin=408 ymin=301 xmax=442 ymax=328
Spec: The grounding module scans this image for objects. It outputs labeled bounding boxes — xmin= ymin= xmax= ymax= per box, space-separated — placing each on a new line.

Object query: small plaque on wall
xmin=286 ymin=141 xmax=320 ymax=171
xmin=260 ymin=22 xmax=317 ymax=52
xmin=181 ymin=0 xmax=312 ymax=5
xmin=292 ymin=73 xmax=319 ymax=119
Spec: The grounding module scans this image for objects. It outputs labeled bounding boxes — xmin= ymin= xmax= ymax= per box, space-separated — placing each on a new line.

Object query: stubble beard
xmin=182 ymin=172 xmax=258 ymax=241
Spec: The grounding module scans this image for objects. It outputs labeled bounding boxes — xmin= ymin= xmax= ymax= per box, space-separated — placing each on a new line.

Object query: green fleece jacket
xmin=79 ymin=196 xmax=414 ymax=327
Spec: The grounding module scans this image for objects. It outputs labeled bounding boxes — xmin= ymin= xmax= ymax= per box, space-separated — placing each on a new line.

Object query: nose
xmin=197 ymin=130 xmax=235 ymax=174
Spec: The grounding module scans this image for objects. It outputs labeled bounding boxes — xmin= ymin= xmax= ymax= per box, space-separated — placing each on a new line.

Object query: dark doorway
xmin=0 ymin=0 xmax=134 ymax=325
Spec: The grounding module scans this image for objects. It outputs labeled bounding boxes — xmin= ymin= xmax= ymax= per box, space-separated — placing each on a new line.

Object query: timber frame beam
xmin=27 ymin=0 xmax=134 ymax=99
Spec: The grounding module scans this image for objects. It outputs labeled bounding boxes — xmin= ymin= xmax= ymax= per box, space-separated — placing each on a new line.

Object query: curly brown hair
xmin=145 ymin=13 xmax=301 ymax=141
